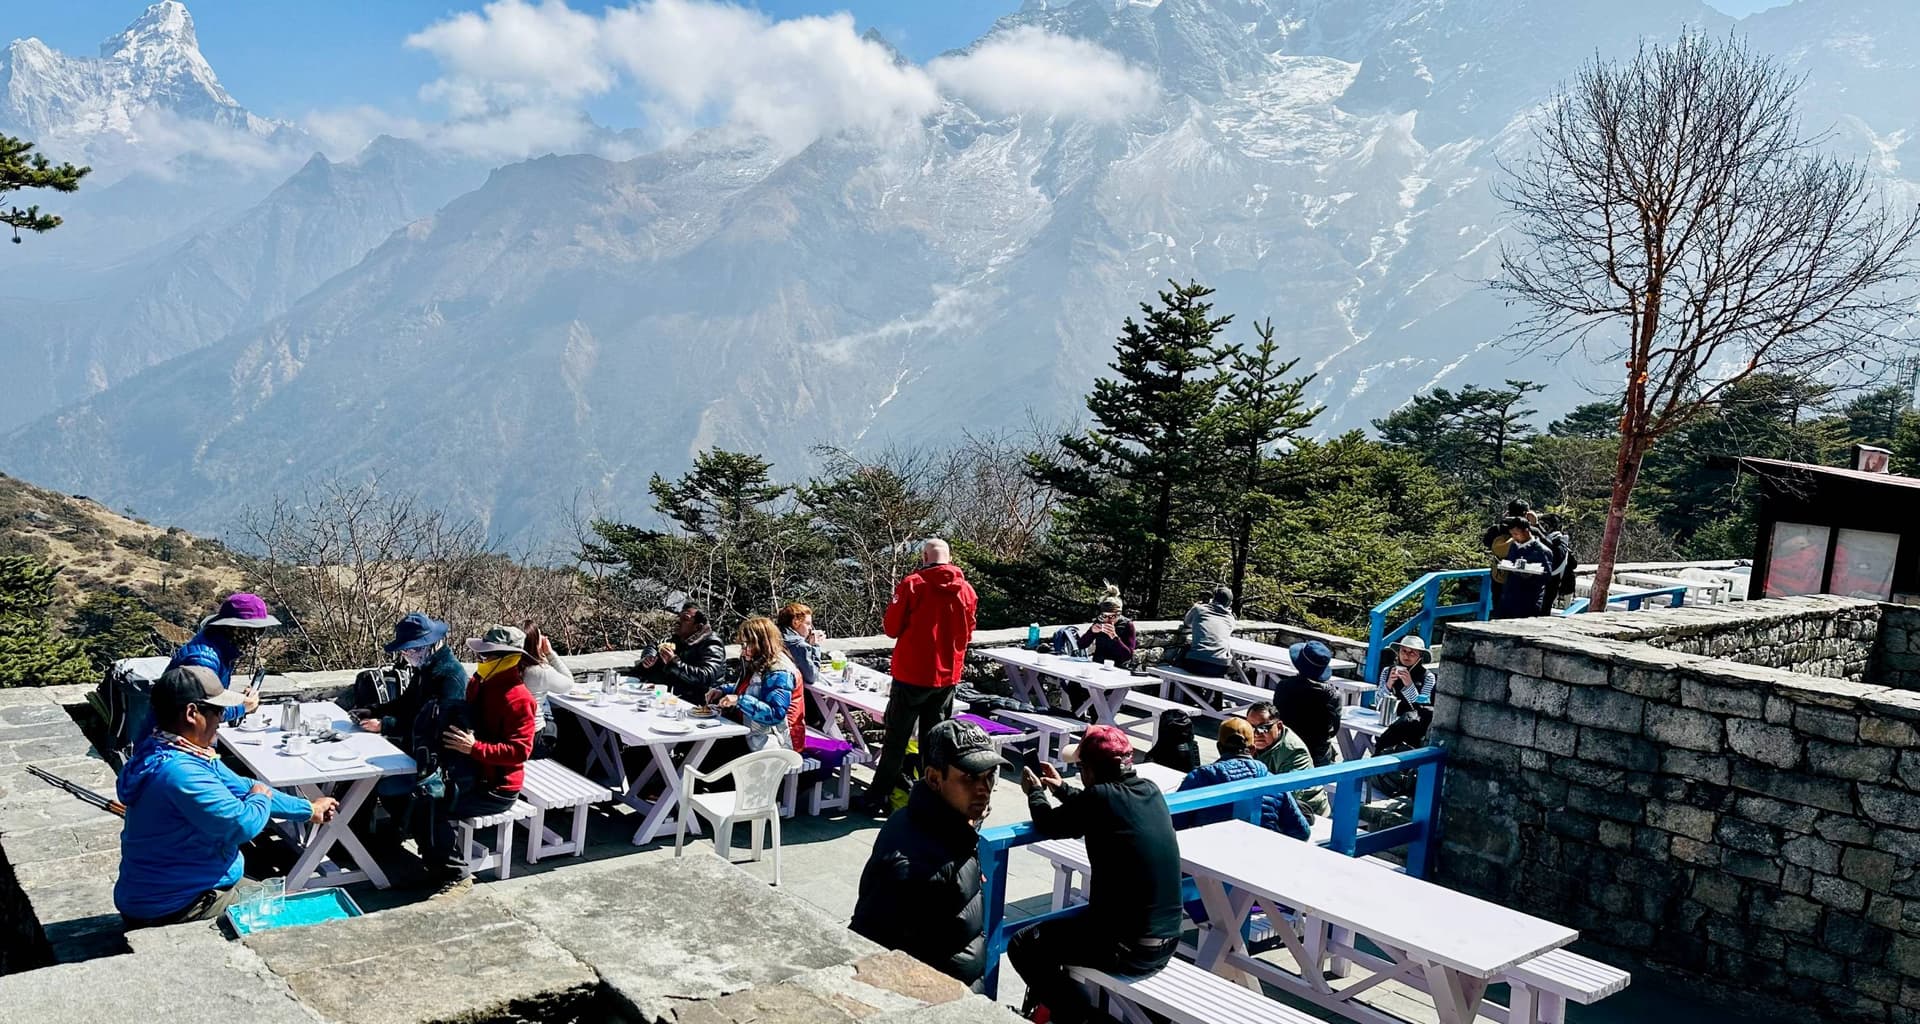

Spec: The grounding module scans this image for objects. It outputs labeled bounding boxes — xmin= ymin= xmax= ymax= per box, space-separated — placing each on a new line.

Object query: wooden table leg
xmin=1422 ymin=961 xmax=1491 ymax=1024
xmin=284 ymin=777 xmax=388 ymax=892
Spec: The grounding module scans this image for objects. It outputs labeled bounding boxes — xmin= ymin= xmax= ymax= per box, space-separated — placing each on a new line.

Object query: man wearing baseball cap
xmin=115 ymin=666 xmax=337 ymax=928
xmin=1011 ymin=725 xmax=1181 ymax=1024
xmin=851 ymin=719 xmax=1007 ymax=992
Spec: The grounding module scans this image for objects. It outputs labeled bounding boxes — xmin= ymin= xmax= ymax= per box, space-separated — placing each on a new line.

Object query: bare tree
xmin=237 ymin=478 xmax=584 ymax=669
xmin=932 ymin=423 xmax=1062 ymax=563
xmin=1495 ymin=31 xmax=1920 ymax=608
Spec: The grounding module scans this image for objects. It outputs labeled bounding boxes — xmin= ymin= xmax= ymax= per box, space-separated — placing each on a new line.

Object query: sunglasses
xmin=1250 ymin=721 xmax=1278 ymax=733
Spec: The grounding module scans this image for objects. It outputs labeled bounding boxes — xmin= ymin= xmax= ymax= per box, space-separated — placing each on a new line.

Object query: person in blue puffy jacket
xmin=1177 ymin=717 xmax=1311 ymax=840
xmin=115 ymin=666 xmax=335 ymax=928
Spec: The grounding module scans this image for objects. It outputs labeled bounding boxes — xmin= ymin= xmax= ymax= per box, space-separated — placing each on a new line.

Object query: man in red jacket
xmin=863 ymin=538 xmax=978 ymax=815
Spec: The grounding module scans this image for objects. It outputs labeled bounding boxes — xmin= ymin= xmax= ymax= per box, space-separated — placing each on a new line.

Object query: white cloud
xmin=599 ymin=1 xmax=940 ymax=152
xmin=405 ymin=0 xmax=615 ymax=117
xmin=929 ymin=25 xmax=1159 ymax=122
xmin=362 ymin=1 xmax=1156 ymax=160
xmin=302 ymin=106 xmax=428 ymax=160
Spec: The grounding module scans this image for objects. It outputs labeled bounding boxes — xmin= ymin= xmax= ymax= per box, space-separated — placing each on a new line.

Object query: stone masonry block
xmin=1860 ymin=785 xmax=1920 ymax=828
xmin=1861 ymin=717 xmax=1920 ymax=747
xmin=1507 ymin=675 xmax=1569 ymax=717
xmin=1566 ymin=686 xmax=1646 ymax=732
xmin=1531 ymin=718 xmax=1578 ymax=756
xmin=1750 ymin=891 xmax=1824 ymax=933
xmin=1645 ymin=705 xmax=1724 ymax=753
xmin=1465 ymin=666 xmax=1512 ymax=702
xmin=1647 ymin=800 xmax=1718 ymax=842
xmin=1842 ymin=847 xmax=1897 ymax=893
xmin=1662 ymin=749 xmax=1731 ymax=785
xmin=1730 ymin=762 xmax=1853 ymax=814
xmin=1576 ymin=727 xmax=1657 ymax=771
xmin=1805 ymin=740 xmax=1894 ymax=782
xmin=1459 ymin=703 xmax=1535 ymax=745
xmin=1716 ymin=817 xmax=1778 ymax=856
xmin=1614 ymin=667 xmax=1680 ymax=702
xmin=1726 ymin=719 xmax=1802 ymax=769
xmin=1681 ymin=678 xmax=1766 ymax=719
xmin=1472 ymin=640 xmax=1543 ymax=676
xmin=1811 ymin=873 xmax=1868 ymax=913
xmin=1734 ymin=795 xmax=1819 ymax=833
xmin=1542 ymin=651 xmax=1610 ymax=687
xmin=1795 ymin=706 xmax=1860 ymax=743
xmin=1779 ymin=834 xmax=1842 ymax=874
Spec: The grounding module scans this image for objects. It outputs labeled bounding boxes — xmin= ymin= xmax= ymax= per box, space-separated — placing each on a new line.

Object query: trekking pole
xmin=24 ymin=764 xmax=126 ymax=818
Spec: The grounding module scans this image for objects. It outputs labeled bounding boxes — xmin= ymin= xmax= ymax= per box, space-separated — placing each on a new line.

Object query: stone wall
xmin=1624 ymin=599 xmax=1880 ymax=680
xmin=1433 ymin=596 xmax=1920 ymax=1023
xmin=1869 ymin=605 xmax=1920 ymax=693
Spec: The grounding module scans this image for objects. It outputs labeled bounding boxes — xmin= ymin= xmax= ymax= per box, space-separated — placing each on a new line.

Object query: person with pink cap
xmin=1011 ymin=725 xmax=1181 ymax=1023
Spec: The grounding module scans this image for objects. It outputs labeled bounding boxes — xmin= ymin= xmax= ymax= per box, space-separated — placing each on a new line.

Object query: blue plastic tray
xmin=225 ymin=886 xmax=362 ymax=936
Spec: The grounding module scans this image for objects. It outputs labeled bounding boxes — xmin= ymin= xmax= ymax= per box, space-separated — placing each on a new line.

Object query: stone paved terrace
xmin=0 ymin=616 xmax=1825 ymax=1023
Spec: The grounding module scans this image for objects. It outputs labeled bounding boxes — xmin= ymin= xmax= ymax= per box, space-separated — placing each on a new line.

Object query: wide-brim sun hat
xmin=1288 ymin=640 xmax=1333 ymax=682
xmin=466 ymin=623 xmax=530 ymax=657
xmin=207 ymin=592 xmax=280 ymax=629
xmin=385 ymin=612 xmax=450 ymax=653
xmin=1392 ymin=635 xmax=1430 ymax=660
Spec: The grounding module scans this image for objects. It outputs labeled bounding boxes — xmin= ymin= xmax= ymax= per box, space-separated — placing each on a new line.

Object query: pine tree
xmin=0 ymin=555 xmax=93 ymax=687
xmin=1029 ymin=280 xmax=1232 ymax=617
xmin=1 ymin=135 xmax=89 ymax=243
xmin=66 ymin=593 xmax=159 ymax=672
xmin=1215 ymin=319 xmax=1318 ymax=612
xmin=1372 ymin=380 xmax=1544 ymax=508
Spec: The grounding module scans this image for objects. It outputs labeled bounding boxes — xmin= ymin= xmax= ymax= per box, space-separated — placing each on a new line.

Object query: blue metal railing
xmin=1365 ymin=569 xmax=1492 ymax=683
xmin=1557 ymin=584 xmax=1688 ymax=616
xmin=974 ymin=746 xmax=1447 ymax=997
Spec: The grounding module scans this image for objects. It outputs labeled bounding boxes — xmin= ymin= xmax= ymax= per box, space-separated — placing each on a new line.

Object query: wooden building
xmin=1740 ymin=448 xmax=1918 ymax=603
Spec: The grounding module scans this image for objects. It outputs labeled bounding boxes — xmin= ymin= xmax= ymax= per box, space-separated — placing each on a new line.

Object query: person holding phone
xmin=134 ymin=593 xmax=279 ymax=745
xmin=1375 ymin=635 xmax=1437 ymax=750
xmin=1079 ymin=584 xmax=1138 ymax=668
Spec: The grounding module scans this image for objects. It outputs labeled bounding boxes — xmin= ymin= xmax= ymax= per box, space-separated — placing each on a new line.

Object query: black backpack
xmin=1147 ymin=710 xmax=1201 ymax=773
xmin=353 ymin=665 xmax=402 ymax=711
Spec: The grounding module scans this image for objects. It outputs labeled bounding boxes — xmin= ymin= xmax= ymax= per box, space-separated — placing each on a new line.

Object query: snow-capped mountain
xmin=0 ymin=0 xmax=288 ymax=175
xmin=4 ymin=0 xmax=1915 ymax=546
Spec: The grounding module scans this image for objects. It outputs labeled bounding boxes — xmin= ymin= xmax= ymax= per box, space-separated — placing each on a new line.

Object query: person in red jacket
xmin=863 ymin=538 xmax=979 ymax=815
xmin=424 ymin=624 xmax=537 ymax=899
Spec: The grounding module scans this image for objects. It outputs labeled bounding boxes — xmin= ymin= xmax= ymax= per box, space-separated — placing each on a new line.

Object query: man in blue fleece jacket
xmin=115 ymin=665 xmax=337 ymax=928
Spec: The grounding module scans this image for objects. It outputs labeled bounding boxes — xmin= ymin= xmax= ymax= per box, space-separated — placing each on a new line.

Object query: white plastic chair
xmin=673 ymin=747 xmax=804 ymax=885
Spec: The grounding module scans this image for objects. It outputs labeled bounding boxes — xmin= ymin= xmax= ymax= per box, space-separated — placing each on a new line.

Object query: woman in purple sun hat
xmin=135 ymin=592 xmax=283 ymax=744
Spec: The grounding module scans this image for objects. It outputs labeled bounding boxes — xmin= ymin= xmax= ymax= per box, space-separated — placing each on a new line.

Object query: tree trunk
xmin=1146 ymin=475 xmax=1174 ymax=618
xmin=1586 ymin=434 xmax=1647 ymax=611
xmin=1229 ymin=510 xmax=1252 ymax=616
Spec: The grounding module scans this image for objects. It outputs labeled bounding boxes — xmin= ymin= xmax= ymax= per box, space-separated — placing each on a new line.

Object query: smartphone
xmin=1021 ymin=748 xmax=1046 ymax=775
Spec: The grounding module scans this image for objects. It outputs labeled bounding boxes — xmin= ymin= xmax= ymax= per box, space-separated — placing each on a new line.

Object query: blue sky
xmin=1 ymin=2 xmax=1023 ymax=123
xmin=2 ymin=0 xmax=1796 ymax=125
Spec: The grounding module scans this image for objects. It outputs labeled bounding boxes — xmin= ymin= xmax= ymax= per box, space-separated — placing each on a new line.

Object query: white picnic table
xmin=1132 ymin=760 xmax=1186 ymax=793
xmin=550 ymin=689 xmax=748 ymax=846
xmin=1230 ymin=638 xmax=1359 ymax=676
xmin=218 ymin=701 xmax=416 ymax=893
xmin=1338 ymin=704 xmax=1391 ymax=762
xmin=977 ymin=648 xmax=1159 ymax=725
xmin=1183 ymin=819 xmax=1578 ymax=1024
xmin=807 ymin=664 xmax=894 ymax=759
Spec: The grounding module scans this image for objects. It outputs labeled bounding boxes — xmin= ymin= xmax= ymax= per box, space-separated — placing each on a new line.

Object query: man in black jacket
xmin=1270 ymin=640 xmax=1341 ymax=766
xmin=850 ymin=719 xmax=1004 ymax=991
xmin=1011 ymin=725 xmax=1181 ymax=1024
xmin=636 ymin=604 xmax=731 ymax=703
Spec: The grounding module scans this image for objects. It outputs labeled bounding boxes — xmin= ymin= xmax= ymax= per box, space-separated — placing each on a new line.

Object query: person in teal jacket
xmin=115 ymin=666 xmax=336 ymax=928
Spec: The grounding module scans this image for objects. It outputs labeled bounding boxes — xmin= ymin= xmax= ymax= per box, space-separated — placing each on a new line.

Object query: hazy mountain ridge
xmin=5 ymin=0 xmax=1916 ymax=547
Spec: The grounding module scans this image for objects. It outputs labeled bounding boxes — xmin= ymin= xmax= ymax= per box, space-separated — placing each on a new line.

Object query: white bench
xmin=455 ymin=802 xmax=536 ymax=880
xmin=516 ymin=759 xmax=611 ymax=863
xmin=1072 ymin=957 xmax=1319 ymax=1024
xmin=992 ymin=709 xmax=1086 ymax=765
xmin=1117 ymin=691 xmax=1197 ymax=743
xmin=1148 ymin=666 xmax=1271 ymax=719
xmin=1503 ymin=949 xmax=1632 ymax=1024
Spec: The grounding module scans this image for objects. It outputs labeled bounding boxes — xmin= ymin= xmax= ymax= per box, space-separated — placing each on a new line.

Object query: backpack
xmin=1147 ymin=710 xmax=1201 ymax=773
xmin=353 ymin=665 xmax=402 ymax=711
xmin=93 ymin=656 xmax=172 ymax=770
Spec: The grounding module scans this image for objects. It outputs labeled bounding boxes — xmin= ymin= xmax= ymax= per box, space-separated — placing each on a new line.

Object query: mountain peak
xmin=100 ymin=1 xmax=198 ymax=60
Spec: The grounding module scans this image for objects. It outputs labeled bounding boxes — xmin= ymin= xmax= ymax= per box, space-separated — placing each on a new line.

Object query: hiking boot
xmin=428 ymin=875 xmax=474 ymax=901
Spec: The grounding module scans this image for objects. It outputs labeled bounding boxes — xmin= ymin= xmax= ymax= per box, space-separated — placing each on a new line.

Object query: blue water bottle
xmin=1027 ymin=623 xmax=1041 ymax=650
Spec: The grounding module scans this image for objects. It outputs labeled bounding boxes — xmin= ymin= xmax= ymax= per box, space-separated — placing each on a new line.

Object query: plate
xmin=653 ymin=721 xmax=692 ymax=735
xmin=567 ymin=688 xmax=595 ymax=698
xmin=325 ymin=751 xmax=361 ymax=763
xmin=237 ymin=720 xmax=273 ymax=733
xmin=687 ymin=707 xmax=719 ymax=719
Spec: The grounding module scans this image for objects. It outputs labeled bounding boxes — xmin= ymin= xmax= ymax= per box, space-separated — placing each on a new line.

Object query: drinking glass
xmin=256 ymin=877 xmax=287 ymax=927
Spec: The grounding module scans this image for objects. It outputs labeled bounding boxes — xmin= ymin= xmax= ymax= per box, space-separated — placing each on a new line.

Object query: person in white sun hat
xmin=1375 ymin=634 xmax=1437 ymax=751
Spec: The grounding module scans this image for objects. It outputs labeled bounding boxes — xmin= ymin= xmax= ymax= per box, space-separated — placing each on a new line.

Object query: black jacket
xmin=368 ymin=646 xmax=471 ymax=779
xmin=1271 ymin=674 xmax=1341 ymax=766
xmin=1027 ymin=772 xmax=1183 ymax=942
xmin=640 ymin=631 xmax=731 ymax=703
xmin=850 ymin=782 xmax=987 ymax=990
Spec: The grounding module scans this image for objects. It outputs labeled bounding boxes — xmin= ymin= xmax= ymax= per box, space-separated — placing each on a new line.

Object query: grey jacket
xmin=1180 ymin=601 xmax=1236 ymax=666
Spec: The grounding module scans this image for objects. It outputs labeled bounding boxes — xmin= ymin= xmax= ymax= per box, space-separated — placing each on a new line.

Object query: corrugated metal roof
xmin=1738 ymin=456 xmax=1920 ymax=490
